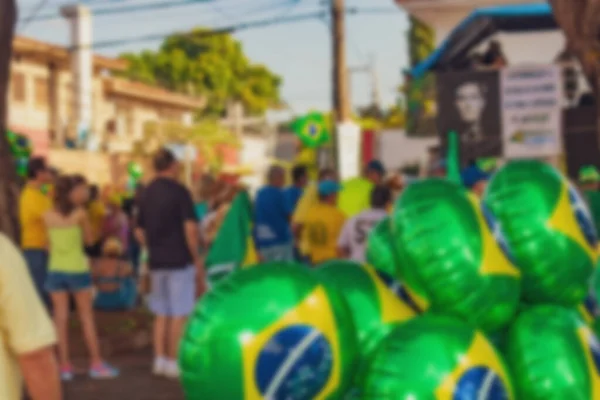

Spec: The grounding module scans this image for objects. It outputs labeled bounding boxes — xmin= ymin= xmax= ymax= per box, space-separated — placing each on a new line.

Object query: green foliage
xmin=119 ymin=28 xmax=282 ymax=118
xmin=356 ymin=103 xmax=406 ymax=130
xmin=405 ymin=16 xmax=437 ymax=137
xmin=408 ymin=16 xmax=435 ymax=67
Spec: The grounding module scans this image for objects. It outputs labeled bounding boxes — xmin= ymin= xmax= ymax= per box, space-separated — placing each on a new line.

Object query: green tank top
xmin=48 ymin=226 xmax=89 ymax=273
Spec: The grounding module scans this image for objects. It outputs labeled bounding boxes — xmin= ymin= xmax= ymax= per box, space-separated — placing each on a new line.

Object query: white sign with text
xmin=501 ymin=65 xmax=562 ymax=159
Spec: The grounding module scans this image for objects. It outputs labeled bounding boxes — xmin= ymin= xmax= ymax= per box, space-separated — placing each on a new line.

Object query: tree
xmin=119 ymin=28 xmax=282 ymax=118
xmin=0 ymin=0 xmax=20 ymax=241
xmin=404 ymin=16 xmax=437 ymax=137
xmin=549 ymin=0 xmax=600 ymax=140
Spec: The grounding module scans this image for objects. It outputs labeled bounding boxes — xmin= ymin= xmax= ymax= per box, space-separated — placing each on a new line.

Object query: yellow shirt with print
xmin=19 ymin=185 xmax=52 ymax=249
xmin=0 ymin=233 xmax=56 ymax=400
xmin=302 ymin=202 xmax=346 ymax=264
xmin=292 ymin=183 xmax=318 ymax=255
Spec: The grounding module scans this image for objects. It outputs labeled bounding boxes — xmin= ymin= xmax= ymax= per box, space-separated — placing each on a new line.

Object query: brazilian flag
xmin=205 ymin=192 xmax=258 ymax=287
xmin=291 ymin=112 xmax=330 ymax=148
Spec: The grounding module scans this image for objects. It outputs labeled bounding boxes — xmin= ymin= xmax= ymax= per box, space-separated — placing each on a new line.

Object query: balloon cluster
xmin=6 ymin=130 xmax=32 ymax=177
xmin=178 ymin=160 xmax=600 ymax=399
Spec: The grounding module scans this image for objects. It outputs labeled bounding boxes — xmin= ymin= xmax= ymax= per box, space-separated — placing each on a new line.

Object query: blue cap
xmin=461 ymin=166 xmax=490 ymax=189
xmin=366 ymin=160 xmax=386 ymax=175
xmin=318 ymin=180 xmax=341 ymax=196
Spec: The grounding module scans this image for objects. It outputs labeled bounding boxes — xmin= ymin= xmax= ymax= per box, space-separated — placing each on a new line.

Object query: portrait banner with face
xmin=436 ymin=70 xmax=502 ymax=167
xmin=501 ymin=65 xmax=562 ymax=159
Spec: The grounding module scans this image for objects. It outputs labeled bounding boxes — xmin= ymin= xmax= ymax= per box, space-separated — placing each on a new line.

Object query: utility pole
xmin=330 ymin=0 xmax=350 ymax=169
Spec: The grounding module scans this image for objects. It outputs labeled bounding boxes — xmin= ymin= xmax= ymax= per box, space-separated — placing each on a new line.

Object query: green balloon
xmin=313 ymin=261 xmax=417 ymax=372
xmin=179 ymin=263 xmax=357 ymax=400
xmin=360 ymin=315 xmax=515 ymax=399
xmin=127 ymin=161 xmax=143 ymax=181
xmin=366 ymin=217 xmax=397 ymax=277
xmin=506 ymin=305 xmax=600 ymax=399
xmin=392 ymin=178 xmax=521 ymax=331
xmin=484 ymin=160 xmax=597 ymax=305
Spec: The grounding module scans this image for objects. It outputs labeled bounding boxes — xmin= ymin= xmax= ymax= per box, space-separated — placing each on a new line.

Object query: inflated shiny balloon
xmin=392 ymin=178 xmax=521 ymax=331
xmin=313 ymin=261 xmax=417 ymax=362
xmin=366 ymin=217 xmax=397 ymax=277
xmin=506 ymin=305 xmax=600 ymax=399
xmin=179 ymin=263 xmax=357 ymax=400
xmin=360 ymin=315 xmax=515 ymax=399
xmin=484 ymin=160 xmax=597 ymax=305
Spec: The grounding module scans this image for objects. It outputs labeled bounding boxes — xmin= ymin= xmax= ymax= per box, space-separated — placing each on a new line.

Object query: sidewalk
xmin=64 ymin=352 xmax=185 ymax=400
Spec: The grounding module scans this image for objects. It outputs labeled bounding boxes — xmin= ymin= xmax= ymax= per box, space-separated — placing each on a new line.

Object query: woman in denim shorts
xmin=44 ymin=175 xmax=119 ymax=382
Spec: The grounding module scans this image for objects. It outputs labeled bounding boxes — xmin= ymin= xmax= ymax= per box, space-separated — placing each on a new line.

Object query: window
xmin=34 ymin=77 xmax=48 ymax=109
xmin=11 ymin=72 xmax=25 ymax=102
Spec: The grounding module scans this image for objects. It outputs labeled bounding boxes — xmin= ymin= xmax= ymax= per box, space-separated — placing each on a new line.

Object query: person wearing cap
xmin=19 ymin=157 xmax=53 ymax=309
xmin=302 ymin=180 xmax=347 ymax=265
xmin=337 ymin=185 xmax=391 ymax=263
xmin=579 ymin=165 xmax=600 ymax=238
xmin=460 ymin=163 xmax=490 ymax=197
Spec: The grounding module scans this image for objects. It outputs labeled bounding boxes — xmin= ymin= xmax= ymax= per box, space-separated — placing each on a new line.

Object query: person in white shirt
xmin=337 ymin=186 xmax=391 ymax=263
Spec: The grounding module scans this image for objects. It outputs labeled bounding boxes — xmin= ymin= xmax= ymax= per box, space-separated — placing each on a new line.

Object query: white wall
xmin=377 ymin=130 xmax=438 ymax=173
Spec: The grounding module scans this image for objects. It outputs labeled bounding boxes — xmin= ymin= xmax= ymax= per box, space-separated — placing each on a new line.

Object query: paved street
xmin=64 ymin=353 xmax=185 ymax=400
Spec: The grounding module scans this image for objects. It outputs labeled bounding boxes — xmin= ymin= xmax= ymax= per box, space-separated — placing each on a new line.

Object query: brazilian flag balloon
xmin=506 ymin=305 xmax=600 ymax=399
xmin=360 ymin=315 xmax=515 ymax=399
xmin=391 ymin=178 xmax=521 ymax=331
xmin=313 ymin=261 xmax=417 ymax=366
xmin=179 ymin=263 xmax=357 ymax=400
xmin=484 ymin=160 xmax=597 ymax=305
xmin=366 ymin=217 xmax=397 ymax=277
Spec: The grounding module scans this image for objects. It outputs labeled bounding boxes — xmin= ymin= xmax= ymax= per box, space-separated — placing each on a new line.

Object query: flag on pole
xmin=446 ymin=130 xmax=461 ymax=185
xmin=205 ymin=192 xmax=258 ymax=287
xmin=290 ymin=112 xmax=330 ymax=148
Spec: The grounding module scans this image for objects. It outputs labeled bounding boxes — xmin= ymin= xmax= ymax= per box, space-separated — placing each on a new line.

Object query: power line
xmin=74 ymin=6 xmax=397 ymax=50
xmin=86 ymin=10 xmax=326 ymax=49
xmin=18 ymin=0 xmax=49 ymax=32
xmin=21 ymin=0 xmax=299 ymax=22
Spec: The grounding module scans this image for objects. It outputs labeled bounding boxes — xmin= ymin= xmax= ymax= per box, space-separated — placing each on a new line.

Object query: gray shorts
xmin=259 ymin=242 xmax=295 ymax=263
xmin=149 ymin=266 xmax=196 ymax=317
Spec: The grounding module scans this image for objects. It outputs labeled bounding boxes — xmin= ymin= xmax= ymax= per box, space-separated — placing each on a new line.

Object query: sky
xmin=16 ymin=0 xmax=410 ymax=120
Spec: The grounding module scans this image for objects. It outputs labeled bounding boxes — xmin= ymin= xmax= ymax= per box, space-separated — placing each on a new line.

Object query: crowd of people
xmin=0 ymin=145 xmax=497 ymax=400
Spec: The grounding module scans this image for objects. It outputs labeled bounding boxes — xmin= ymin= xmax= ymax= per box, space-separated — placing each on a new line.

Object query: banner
xmin=436 ymin=70 xmax=502 ymax=167
xmin=501 ymin=65 xmax=562 ymax=159
xmin=336 ymin=121 xmax=361 ymax=181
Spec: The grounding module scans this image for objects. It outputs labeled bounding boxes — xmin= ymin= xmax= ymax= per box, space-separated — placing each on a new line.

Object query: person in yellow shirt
xmin=19 ymin=157 xmax=53 ymax=308
xmin=0 ymin=233 xmax=61 ymax=400
xmin=302 ymin=180 xmax=346 ymax=265
xmin=292 ymin=168 xmax=336 ymax=262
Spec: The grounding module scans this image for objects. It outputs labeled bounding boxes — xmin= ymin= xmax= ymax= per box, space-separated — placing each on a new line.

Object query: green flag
xmin=290 ymin=112 xmax=330 ymax=148
xmin=446 ymin=130 xmax=461 ymax=185
xmin=205 ymin=192 xmax=258 ymax=287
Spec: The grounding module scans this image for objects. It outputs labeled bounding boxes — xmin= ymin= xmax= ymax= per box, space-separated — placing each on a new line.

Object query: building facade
xmin=8 ymin=35 xmax=205 ymax=156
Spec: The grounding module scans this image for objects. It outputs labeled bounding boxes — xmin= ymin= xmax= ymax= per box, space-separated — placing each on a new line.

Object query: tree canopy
xmin=119 ymin=29 xmax=282 ymax=118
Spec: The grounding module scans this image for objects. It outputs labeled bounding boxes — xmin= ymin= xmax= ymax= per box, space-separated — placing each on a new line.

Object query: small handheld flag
xmin=446 ymin=130 xmax=461 ymax=185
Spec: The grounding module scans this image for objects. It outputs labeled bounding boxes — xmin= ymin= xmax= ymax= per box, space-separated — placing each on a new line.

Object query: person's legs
xmin=49 ymin=291 xmax=70 ymax=378
xmin=148 ymin=269 xmax=169 ymax=375
xmin=23 ymin=250 xmax=50 ymax=310
xmin=73 ymin=288 xmax=102 ymax=365
xmin=71 ymin=274 xmax=119 ymax=379
xmin=164 ymin=266 xmax=196 ymax=378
